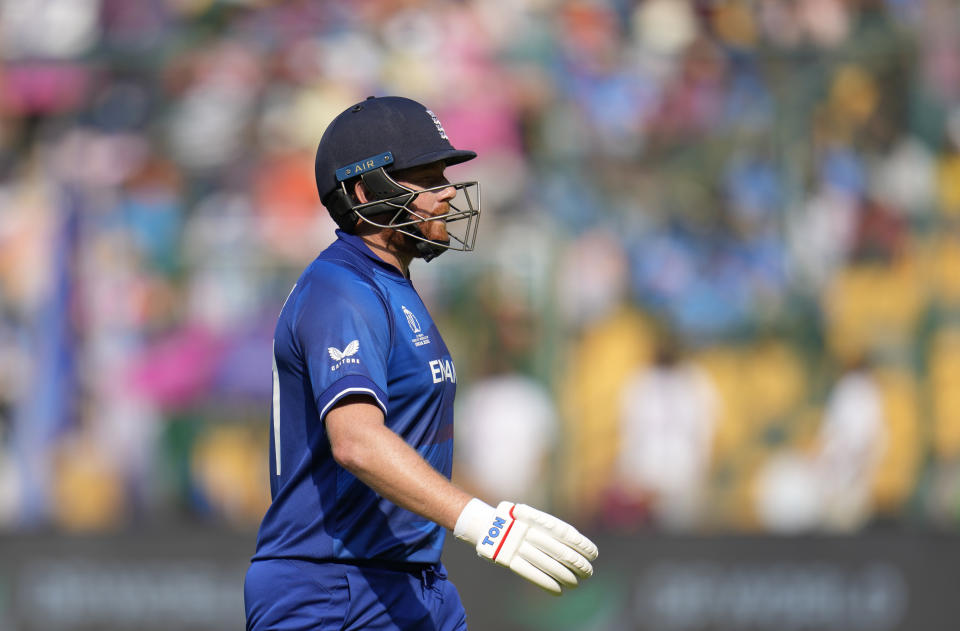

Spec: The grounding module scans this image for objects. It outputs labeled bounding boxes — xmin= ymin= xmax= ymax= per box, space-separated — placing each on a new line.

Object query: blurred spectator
xmin=815 ymin=355 xmax=888 ymax=531
xmin=607 ymin=326 xmax=719 ymax=531
xmin=756 ymin=354 xmax=887 ymax=533
xmin=455 ymin=374 xmax=558 ymax=508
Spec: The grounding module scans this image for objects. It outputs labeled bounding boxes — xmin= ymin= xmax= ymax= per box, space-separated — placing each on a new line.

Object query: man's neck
xmin=359 ymin=232 xmax=412 ymax=278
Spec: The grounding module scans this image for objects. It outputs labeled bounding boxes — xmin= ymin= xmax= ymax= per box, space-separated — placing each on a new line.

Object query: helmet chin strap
xmin=406 ymin=225 xmax=449 ymax=262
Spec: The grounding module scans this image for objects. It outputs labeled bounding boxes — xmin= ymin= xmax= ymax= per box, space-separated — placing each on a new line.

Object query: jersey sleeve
xmin=291 ymin=265 xmax=392 ymax=421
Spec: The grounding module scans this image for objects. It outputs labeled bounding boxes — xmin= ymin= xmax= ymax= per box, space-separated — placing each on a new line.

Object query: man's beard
xmin=396 ymin=226 xmax=449 ymax=262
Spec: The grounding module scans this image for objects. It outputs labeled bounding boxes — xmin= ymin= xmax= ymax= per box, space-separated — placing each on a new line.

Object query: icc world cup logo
xmin=402 ymin=306 xmax=421 ymax=334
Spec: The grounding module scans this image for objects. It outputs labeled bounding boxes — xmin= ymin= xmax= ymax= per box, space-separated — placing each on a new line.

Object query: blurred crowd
xmin=1 ymin=0 xmax=960 ymax=536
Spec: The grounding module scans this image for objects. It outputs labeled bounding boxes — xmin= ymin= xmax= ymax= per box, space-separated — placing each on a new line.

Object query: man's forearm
xmin=326 ymin=398 xmax=598 ymax=595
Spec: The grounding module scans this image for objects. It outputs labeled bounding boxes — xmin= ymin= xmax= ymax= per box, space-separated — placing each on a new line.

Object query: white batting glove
xmin=454 ymin=498 xmax=599 ymax=595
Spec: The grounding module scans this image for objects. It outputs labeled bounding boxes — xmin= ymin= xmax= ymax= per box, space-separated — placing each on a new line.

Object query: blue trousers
xmin=244 ymin=559 xmax=468 ymax=631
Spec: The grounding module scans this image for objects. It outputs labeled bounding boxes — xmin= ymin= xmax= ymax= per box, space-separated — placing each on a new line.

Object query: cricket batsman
xmin=243 ymin=95 xmax=598 ymax=631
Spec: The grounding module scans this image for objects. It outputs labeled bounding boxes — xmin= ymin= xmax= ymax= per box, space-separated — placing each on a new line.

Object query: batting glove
xmin=453 ymin=498 xmax=599 ymax=595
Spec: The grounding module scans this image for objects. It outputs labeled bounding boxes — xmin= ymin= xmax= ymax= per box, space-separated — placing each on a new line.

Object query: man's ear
xmin=352 ymin=179 xmax=370 ymax=204
xmin=350 ymin=180 xmax=373 ymax=233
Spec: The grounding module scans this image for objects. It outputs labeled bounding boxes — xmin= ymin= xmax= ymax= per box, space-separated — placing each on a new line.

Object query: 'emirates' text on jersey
xmin=252 ymin=230 xmax=457 ymax=564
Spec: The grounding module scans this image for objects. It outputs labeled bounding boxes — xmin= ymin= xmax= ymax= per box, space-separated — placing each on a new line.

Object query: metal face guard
xmin=351 ymin=177 xmax=481 ymax=257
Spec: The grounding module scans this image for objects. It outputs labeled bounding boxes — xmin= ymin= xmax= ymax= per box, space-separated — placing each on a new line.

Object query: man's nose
xmin=436 ymin=183 xmax=456 ymax=201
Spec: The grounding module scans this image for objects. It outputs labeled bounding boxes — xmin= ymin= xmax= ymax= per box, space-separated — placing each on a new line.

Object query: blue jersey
xmin=252 ymin=230 xmax=458 ymax=565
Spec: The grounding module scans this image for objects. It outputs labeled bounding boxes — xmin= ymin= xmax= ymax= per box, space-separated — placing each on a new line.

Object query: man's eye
xmin=423 ymin=174 xmax=450 ymax=187
xmin=397 ymin=168 xmax=446 ymax=189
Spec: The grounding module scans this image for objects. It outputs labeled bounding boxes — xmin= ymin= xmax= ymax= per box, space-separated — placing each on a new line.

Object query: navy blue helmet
xmin=315 ymin=96 xmax=481 ymax=261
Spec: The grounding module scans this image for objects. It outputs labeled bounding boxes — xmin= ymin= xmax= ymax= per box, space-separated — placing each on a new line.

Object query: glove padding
xmin=454 ymin=499 xmax=599 ymax=594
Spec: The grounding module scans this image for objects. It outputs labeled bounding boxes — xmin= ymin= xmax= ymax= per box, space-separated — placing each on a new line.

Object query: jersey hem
xmin=249 ymin=555 xmax=442 ymax=573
